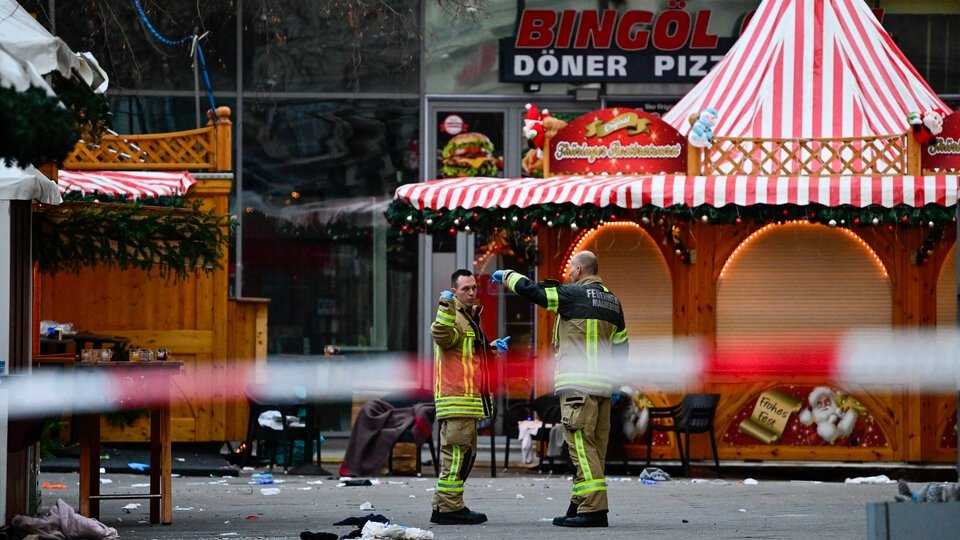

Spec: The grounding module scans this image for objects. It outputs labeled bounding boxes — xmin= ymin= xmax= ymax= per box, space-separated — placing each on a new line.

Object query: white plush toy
xmin=619 ymin=386 xmax=651 ymax=442
xmin=688 ymin=107 xmax=719 ymax=148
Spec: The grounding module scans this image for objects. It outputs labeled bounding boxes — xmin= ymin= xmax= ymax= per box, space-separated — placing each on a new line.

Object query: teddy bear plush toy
xmin=909 ymin=110 xmax=944 ymax=145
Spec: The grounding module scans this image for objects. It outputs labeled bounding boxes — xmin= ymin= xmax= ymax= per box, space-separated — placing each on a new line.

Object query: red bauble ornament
xmin=887 ymin=224 xmax=895 ymax=232
xmin=448 ymin=228 xmax=457 ymax=236
xmin=609 ymin=214 xmax=618 ymax=221
xmin=853 ymin=217 xmax=861 ymax=225
xmin=782 ymin=209 xmax=789 ymax=217
xmin=901 ymin=215 xmax=910 ymax=223
xmin=735 ymin=217 xmax=743 ymax=225
xmin=400 ymin=225 xmax=411 ymax=234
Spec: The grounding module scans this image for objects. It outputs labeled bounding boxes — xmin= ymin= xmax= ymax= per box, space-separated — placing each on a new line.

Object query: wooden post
xmin=907 ymin=132 xmax=922 ymax=175
xmin=543 ymin=134 xmax=551 ymax=178
xmin=207 ymin=106 xmax=233 ymax=172
xmin=686 ymin=113 xmax=701 ymax=175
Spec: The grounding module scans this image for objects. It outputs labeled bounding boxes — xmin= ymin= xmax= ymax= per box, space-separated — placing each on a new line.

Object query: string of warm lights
xmin=718 ymin=221 xmax=889 ymax=280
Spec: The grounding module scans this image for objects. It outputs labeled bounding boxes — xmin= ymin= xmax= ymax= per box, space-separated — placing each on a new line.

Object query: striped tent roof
xmin=662 ymin=0 xmax=948 ymax=139
xmin=395 ymin=175 xmax=959 ymax=211
xmin=58 ymin=170 xmax=197 ymax=199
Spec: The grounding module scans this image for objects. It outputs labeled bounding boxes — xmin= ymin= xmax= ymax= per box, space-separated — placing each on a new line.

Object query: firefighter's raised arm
xmin=492 ymin=269 xmax=572 ymax=315
xmin=431 ymin=290 xmax=460 ymax=348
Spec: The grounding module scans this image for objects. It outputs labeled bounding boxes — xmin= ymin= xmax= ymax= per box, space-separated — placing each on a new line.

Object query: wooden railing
xmin=695 ymin=134 xmax=910 ymax=176
xmin=64 ymin=106 xmax=232 ymax=172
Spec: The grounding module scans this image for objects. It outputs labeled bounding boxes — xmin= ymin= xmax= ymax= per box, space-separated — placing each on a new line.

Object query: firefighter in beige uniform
xmin=429 ymin=269 xmax=508 ymax=525
xmin=494 ymin=251 xmax=628 ymax=528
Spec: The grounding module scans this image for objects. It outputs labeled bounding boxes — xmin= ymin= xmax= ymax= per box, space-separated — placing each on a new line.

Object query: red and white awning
xmin=662 ymin=0 xmax=948 ymax=139
xmin=57 ymin=170 xmax=197 ymax=199
xmin=395 ymin=175 xmax=959 ymax=211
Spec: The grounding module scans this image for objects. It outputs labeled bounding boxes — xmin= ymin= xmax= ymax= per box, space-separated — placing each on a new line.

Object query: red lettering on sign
xmin=615 ymin=10 xmax=653 ymax=51
xmin=516 ymin=10 xmax=556 ymax=48
xmin=556 ymin=10 xmax=577 ymax=49
xmin=690 ymin=11 xmax=718 ymax=48
xmin=574 ymin=9 xmax=617 ymax=49
xmin=652 ymin=10 xmax=690 ymax=51
xmin=514 ymin=8 xmax=734 ymax=51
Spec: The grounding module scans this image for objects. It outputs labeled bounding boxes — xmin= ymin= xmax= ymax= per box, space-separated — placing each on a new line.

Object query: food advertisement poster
xmin=436 ymin=112 xmax=505 ymax=178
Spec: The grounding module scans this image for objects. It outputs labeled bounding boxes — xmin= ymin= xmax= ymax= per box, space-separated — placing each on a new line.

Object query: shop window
xmin=240 ymin=99 xmax=420 ymax=353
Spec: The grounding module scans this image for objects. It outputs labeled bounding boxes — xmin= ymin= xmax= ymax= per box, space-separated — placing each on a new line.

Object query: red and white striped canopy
xmin=58 ymin=170 xmax=197 ymax=199
xmin=662 ymin=0 xmax=948 ymax=139
xmin=395 ymin=175 xmax=959 ymax=211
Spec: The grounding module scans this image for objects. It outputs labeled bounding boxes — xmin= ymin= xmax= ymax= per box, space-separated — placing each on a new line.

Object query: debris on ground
xmin=895 ymin=479 xmax=960 ymax=502
xmin=844 ymin=474 xmax=894 ymax=484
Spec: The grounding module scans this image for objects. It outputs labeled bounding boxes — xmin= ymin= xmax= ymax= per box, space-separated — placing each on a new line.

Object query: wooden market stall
xmin=36 ymin=107 xmax=268 ymax=443
xmin=389 ymin=0 xmax=960 ymax=466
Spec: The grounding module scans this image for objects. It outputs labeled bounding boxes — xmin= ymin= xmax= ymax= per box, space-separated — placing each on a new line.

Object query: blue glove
xmin=611 ymin=392 xmax=621 ymax=405
xmin=492 ymin=335 xmax=511 ymax=352
xmin=492 ymin=270 xmax=505 ymax=284
xmin=440 ymin=290 xmax=454 ymax=301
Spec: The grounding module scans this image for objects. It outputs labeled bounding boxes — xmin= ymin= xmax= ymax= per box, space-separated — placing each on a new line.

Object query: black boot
xmin=552 ymin=501 xmax=579 ymax=526
xmin=557 ymin=510 xmax=608 ymax=528
xmin=430 ymin=507 xmax=488 ymax=525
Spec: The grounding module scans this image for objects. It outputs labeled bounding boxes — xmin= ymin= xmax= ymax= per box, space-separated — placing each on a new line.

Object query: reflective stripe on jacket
xmin=503 ymin=271 xmax=628 ymax=396
xmin=431 ymin=297 xmax=492 ymax=419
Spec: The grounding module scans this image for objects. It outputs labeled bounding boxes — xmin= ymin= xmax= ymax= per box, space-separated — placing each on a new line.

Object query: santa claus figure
xmin=909 ymin=110 xmax=944 ymax=145
xmin=798 ymin=386 xmax=858 ymax=443
xmin=523 ymin=103 xmax=549 ymax=158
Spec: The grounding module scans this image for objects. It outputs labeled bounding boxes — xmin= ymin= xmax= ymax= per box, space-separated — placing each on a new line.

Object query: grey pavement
xmin=33 ymin=467 xmax=909 ymax=539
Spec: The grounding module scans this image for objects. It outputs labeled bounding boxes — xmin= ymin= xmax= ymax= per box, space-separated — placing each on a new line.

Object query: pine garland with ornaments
xmin=386 ymin=199 xmax=957 ymax=265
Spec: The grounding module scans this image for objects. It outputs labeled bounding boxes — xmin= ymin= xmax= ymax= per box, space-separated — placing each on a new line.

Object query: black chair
xmin=241 ymin=384 xmax=320 ymax=472
xmin=645 ymin=393 xmax=721 ymax=477
xmin=382 ymin=390 xmax=439 ymax=476
xmin=503 ymin=393 xmax=566 ymax=473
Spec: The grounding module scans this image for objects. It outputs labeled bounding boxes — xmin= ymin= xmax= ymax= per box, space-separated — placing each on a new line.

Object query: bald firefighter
xmin=430 ymin=268 xmax=509 ymax=525
xmin=494 ymin=251 xmax=628 ymax=528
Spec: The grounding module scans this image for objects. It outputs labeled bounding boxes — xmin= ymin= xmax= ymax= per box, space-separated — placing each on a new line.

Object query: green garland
xmin=0 ymin=85 xmax=79 ymax=168
xmin=62 ymin=190 xmax=187 ymax=208
xmin=52 ymin=73 xmax=112 ymax=144
xmin=34 ymin=199 xmax=231 ymax=280
xmin=386 ymin=200 xmax=958 ymax=266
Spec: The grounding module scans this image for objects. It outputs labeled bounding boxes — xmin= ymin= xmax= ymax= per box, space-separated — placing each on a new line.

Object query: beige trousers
xmin=431 ymin=417 xmax=478 ymax=512
xmin=560 ymin=392 xmax=611 ymax=513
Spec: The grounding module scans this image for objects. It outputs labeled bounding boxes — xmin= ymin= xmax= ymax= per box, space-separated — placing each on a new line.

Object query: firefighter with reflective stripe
xmin=429 ymin=268 xmax=502 ymax=526
xmin=494 ymin=250 xmax=628 ymax=528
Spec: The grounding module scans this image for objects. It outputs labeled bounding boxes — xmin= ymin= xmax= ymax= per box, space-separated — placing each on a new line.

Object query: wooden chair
xmin=645 ymin=393 xmax=721 ymax=477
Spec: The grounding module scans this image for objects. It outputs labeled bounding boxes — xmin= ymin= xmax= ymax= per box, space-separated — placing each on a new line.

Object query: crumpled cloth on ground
xmin=334 ymin=514 xmax=390 ymax=526
xmin=844 ymin=474 xmax=894 ymax=484
xmin=360 ymin=521 xmax=434 ymax=539
xmin=517 ymin=420 xmax=542 ymax=464
xmin=547 ymin=424 xmax=565 ymax=457
xmin=11 ymin=498 xmax=119 ymax=540
xmin=640 ymin=467 xmax=672 ymax=482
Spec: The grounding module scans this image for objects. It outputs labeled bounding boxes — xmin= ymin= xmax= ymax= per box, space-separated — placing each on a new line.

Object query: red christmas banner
xmin=548 ymin=108 xmax=686 ymax=176
xmin=922 ymin=111 xmax=960 ymax=171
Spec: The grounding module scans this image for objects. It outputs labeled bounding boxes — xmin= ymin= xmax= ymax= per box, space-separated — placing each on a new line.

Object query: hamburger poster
xmin=548 ymin=108 xmax=686 ymax=175
xmin=437 ymin=112 xmax=504 ymax=178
